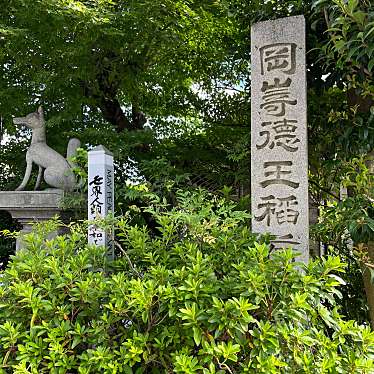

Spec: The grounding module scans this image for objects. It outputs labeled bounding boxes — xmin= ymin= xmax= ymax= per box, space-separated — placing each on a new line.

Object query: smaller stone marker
xmin=88 ymin=145 xmax=114 ymax=257
xmin=251 ymin=15 xmax=309 ymax=262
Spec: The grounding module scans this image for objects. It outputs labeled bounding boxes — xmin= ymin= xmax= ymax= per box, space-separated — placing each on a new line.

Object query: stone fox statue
xmin=13 ymin=106 xmax=81 ymax=191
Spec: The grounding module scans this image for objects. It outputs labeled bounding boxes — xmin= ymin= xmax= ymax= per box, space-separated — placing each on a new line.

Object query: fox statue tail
xmin=66 ymin=138 xmax=81 ymax=169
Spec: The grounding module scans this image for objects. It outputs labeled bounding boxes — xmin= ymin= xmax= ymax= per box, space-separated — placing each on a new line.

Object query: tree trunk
xmin=99 ymin=97 xmax=132 ymax=132
xmin=82 ymin=53 xmax=147 ymax=133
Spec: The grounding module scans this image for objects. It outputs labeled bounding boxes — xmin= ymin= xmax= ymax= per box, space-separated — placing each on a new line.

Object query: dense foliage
xmin=0 ymin=192 xmax=373 ymax=373
xmin=0 ymin=0 xmax=373 ymax=333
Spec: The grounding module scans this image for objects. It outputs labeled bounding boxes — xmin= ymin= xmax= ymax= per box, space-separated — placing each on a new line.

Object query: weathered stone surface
xmin=0 ymin=190 xmax=64 ymax=249
xmin=0 ymin=190 xmax=63 ymax=209
xmin=88 ymin=145 xmax=114 ymax=257
xmin=13 ymin=106 xmax=80 ymax=191
xmin=251 ymin=15 xmax=309 ymax=262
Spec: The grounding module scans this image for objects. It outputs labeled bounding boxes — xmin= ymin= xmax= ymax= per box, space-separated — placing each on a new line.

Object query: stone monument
xmin=88 ymin=145 xmax=114 ymax=258
xmin=250 ymin=15 xmax=309 ymax=262
xmin=0 ymin=106 xmax=80 ymax=249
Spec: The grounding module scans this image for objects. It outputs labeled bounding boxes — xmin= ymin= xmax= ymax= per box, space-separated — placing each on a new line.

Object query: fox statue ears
xmin=37 ymin=106 xmax=44 ymax=119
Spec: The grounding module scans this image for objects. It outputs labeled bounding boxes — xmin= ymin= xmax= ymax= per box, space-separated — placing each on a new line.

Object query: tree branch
xmin=114 ymin=240 xmax=142 ymax=278
xmin=309 ymin=179 xmax=341 ymax=201
xmin=83 ymin=51 xmax=147 ymax=132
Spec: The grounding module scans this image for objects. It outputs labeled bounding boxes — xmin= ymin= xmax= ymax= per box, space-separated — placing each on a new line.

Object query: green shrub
xmin=0 ymin=191 xmax=373 ymax=373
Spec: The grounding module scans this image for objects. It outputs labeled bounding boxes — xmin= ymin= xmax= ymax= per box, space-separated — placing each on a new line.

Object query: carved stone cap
xmin=89 ymin=145 xmax=113 ymax=156
xmin=251 ymin=15 xmax=305 ymax=31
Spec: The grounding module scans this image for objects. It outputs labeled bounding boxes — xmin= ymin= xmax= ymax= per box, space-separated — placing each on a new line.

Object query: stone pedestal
xmin=0 ymin=190 xmax=64 ymax=250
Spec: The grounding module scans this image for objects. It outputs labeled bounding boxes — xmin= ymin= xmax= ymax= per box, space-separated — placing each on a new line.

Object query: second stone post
xmin=88 ymin=145 xmax=115 ymax=258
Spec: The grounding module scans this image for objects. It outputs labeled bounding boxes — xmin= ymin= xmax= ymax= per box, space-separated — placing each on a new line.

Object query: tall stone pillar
xmin=251 ymin=16 xmax=309 ymax=262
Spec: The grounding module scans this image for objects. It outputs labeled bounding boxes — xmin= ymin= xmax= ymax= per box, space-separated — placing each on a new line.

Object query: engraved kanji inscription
xmin=89 ymin=175 xmax=104 ymax=215
xmin=260 ymin=43 xmax=297 ymax=75
xmin=255 ymin=195 xmax=299 ymax=226
xmin=256 ymin=119 xmax=299 ymax=152
xmin=271 ymin=233 xmax=301 ymax=249
xmin=260 ymin=161 xmax=300 ymax=189
xmin=260 ymin=78 xmax=297 ymax=117
xmin=261 ymin=78 xmax=292 ymax=92
xmin=89 ymin=230 xmax=103 ymax=245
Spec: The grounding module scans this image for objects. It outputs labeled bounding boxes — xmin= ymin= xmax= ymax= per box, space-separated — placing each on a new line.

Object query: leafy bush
xmin=0 ymin=191 xmax=373 ymax=373
xmin=312 ymin=156 xmax=374 ymax=323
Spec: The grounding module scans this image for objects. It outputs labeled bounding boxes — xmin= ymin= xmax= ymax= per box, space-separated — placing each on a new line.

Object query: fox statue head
xmin=13 ymin=106 xmax=45 ymax=129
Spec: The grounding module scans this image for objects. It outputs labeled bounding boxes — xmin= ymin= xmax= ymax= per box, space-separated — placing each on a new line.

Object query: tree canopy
xmin=0 ymin=0 xmax=373 ymax=187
